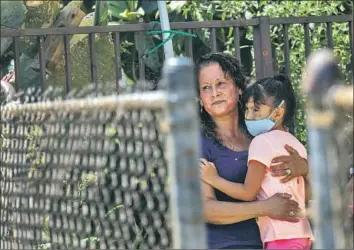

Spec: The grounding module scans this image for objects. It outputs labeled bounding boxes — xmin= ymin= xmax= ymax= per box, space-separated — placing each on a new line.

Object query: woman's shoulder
xmin=200 ymin=130 xmax=216 ymax=147
xmin=200 ymin=130 xmax=222 ymax=160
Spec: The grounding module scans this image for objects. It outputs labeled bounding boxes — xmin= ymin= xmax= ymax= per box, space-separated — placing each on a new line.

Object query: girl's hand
xmin=263 ymin=193 xmax=301 ymax=222
xmin=270 ymin=144 xmax=308 ymax=183
xmin=200 ymin=158 xmax=219 ymax=185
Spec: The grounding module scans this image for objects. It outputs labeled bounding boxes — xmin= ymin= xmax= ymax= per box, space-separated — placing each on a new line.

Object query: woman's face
xmin=199 ymin=63 xmax=239 ymax=118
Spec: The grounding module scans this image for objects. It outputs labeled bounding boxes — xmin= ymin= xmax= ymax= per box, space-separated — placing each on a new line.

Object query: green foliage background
xmin=173 ymin=0 xmax=352 ymax=145
xmin=95 ymin=0 xmax=352 ymax=146
xmin=1 ymin=0 xmax=352 ymax=145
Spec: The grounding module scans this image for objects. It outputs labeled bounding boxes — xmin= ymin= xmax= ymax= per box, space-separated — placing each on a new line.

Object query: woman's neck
xmin=213 ymin=112 xmax=241 ymax=138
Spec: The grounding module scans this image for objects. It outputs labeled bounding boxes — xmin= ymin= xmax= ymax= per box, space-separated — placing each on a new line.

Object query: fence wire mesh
xmin=0 ymin=84 xmax=172 ymax=249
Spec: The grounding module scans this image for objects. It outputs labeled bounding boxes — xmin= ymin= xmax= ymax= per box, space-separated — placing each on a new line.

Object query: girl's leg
xmin=264 ymin=238 xmax=311 ymax=249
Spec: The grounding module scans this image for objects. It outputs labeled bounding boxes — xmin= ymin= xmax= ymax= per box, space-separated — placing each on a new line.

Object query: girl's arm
xmin=202 ymin=181 xmax=301 ymax=224
xmin=200 ymin=159 xmax=266 ymax=201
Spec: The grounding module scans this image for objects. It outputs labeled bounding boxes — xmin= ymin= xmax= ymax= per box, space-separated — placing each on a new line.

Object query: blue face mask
xmin=245 ymin=100 xmax=284 ymax=137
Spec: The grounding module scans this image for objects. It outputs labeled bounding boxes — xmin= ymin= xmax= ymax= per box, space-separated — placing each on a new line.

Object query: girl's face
xmin=199 ymin=63 xmax=240 ymax=118
xmin=245 ymin=96 xmax=284 ymax=122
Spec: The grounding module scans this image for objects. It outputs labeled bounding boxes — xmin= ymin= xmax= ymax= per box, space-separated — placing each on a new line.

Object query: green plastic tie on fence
xmin=142 ymin=21 xmax=197 ymax=59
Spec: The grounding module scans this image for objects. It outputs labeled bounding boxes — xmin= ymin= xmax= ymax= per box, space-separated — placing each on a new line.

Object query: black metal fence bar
xmin=136 ymin=32 xmax=145 ymax=80
xmin=185 ymin=29 xmax=193 ymax=58
xmin=0 ymin=19 xmax=260 ymax=38
xmin=2 ymin=15 xmax=353 ymax=91
xmin=210 ymin=28 xmax=217 ymax=53
xmin=283 ymin=24 xmax=291 ymax=79
xmin=253 ymin=16 xmax=274 ymax=79
xmin=272 ymin=44 xmax=277 ymax=75
xmin=304 ymin=23 xmax=311 ymax=58
xmin=233 ymin=26 xmax=241 ymax=63
xmin=326 ymin=22 xmax=334 ymax=49
xmin=63 ymin=35 xmax=71 ymax=93
xmin=270 ymin=14 xmax=351 ymax=25
xmin=88 ymin=33 xmax=98 ymax=92
xmin=113 ymin=32 xmax=122 ymax=92
xmin=1 ymin=15 xmax=350 ymax=38
xmin=349 ymin=21 xmax=353 ymax=84
xmin=12 ymin=37 xmax=21 ymax=91
xmin=38 ymin=36 xmax=46 ymax=90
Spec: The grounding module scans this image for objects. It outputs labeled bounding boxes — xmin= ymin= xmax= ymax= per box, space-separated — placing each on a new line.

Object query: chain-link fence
xmin=0 ymin=58 xmax=206 ymax=249
xmin=302 ymin=49 xmax=353 ymax=249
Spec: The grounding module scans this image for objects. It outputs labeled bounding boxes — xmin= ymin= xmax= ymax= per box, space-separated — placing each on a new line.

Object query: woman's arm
xmin=202 ymin=181 xmax=301 ymax=224
xmin=270 ymin=145 xmax=311 ymax=200
xmin=270 ymin=144 xmax=308 ymax=182
xmin=201 ymin=159 xmax=266 ymax=201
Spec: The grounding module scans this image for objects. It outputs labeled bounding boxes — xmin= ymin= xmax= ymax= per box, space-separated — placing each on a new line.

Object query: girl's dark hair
xmin=241 ymin=74 xmax=297 ymax=134
xmin=196 ymin=53 xmax=247 ymax=141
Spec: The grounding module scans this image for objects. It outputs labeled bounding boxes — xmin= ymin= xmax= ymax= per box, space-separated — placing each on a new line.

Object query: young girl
xmin=200 ymin=75 xmax=314 ymax=249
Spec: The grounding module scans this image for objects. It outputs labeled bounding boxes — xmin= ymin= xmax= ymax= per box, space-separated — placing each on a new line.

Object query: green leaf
xmin=107 ymin=1 xmax=129 ymax=19
xmin=94 ymin=1 xmax=109 ymax=25
xmin=105 ymin=204 xmax=124 ymax=217
xmin=127 ymin=0 xmax=138 ymax=11
xmin=245 ymin=11 xmax=253 ymax=20
xmin=168 ymin=1 xmax=188 ymax=13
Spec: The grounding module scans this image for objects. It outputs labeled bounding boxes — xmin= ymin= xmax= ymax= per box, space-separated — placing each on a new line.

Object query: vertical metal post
xmin=304 ymin=23 xmax=311 ymax=59
xmin=157 ymin=1 xmax=175 ymax=60
xmin=163 ymin=58 xmax=206 ymax=249
xmin=349 ymin=21 xmax=353 ymax=84
xmin=63 ymin=35 xmax=72 ymax=93
xmin=38 ymin=36 xmax=46 ymax=90
xmin=89 ymin=33 xmax=98 ymax=94
xmin=283 ymin=24 xmax=291 ymax=80
xmin=326 ymin=22 xmax=333 ymax=49
xmin=253 ymin=16 xmax=274 ymax=79
xmin=233 ymin=26 xmax=241 ymax=63
xmin=185 ymin=29 xmax=193 ymax=58
xmin=210 ymin=28 xmax=217 ymax=53
xmin=302 ymin=49 xmax=346 ymax=249
xmin=13 ymin=37 xmax=21 ymax=91
xmin=136 ymin=32 xmax=146 ymax=81
xmin=113 ymin=32 xmax=122 ymax=92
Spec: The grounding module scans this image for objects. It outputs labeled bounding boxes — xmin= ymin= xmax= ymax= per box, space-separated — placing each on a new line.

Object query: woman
xmin=197 ymin=53 xmax=310 ymax=249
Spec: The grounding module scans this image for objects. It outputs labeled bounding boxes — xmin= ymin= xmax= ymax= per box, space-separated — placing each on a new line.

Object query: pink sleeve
xmin=301 ymin=144 xmax=308 ymax=160
xmin=248 ymin=136 xmax=274 ymax=169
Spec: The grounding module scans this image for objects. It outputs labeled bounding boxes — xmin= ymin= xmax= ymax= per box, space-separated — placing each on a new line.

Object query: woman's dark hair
xmin=241 ymin=74 xmax=297 ymax=134
xmin=196 ymin=53 xmax=247 ymax=141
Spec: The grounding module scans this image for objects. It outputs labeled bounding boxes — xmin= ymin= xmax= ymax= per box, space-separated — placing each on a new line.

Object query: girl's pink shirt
xmin=248 ymin=130 xmax=314 ymax=243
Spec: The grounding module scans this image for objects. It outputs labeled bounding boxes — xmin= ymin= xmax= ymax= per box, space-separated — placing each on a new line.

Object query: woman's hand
xmin=262 ymin=193 xmax=301 ymax=222
xmin=270 ymin=144 xmax=308 ymax=183
xmin=200 ymin=158 xmax=219 ymax=185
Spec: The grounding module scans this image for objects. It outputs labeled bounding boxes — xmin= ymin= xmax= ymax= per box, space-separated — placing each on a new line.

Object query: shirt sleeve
xmin=200 ymin=132 xmax=212 ymax=161
xmin=248 ymin=136 xmax=274 ymax=169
